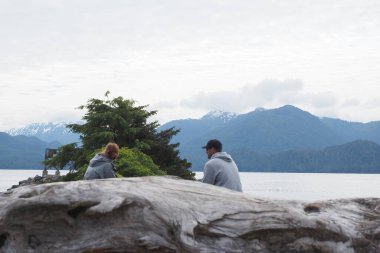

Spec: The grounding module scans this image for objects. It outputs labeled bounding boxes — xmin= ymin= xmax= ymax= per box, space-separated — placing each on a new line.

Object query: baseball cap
xmin=202 ymin=139 xmax=222 ymax=151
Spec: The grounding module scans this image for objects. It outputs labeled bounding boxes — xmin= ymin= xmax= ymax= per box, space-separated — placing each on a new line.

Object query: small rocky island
xmin=0 ymin=176 xmax=379 ymax=253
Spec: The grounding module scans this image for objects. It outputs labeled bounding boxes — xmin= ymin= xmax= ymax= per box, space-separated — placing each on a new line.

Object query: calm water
xmin=0 ymin=169 xmax=68 ymax=192
xmin=196 ymin=172 xmax=380 ymax=200
xmin=1 ymin=170 xmax=379 ymax=201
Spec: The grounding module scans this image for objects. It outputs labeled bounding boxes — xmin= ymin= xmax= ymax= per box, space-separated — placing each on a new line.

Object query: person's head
xmin=103 ymin=142 xmax=120 ymax=160
xmin=202 ymin=139 xmax=222 ymax=159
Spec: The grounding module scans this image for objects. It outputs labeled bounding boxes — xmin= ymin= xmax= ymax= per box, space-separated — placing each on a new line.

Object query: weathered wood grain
xmin=0 ymin=176 xmax=379 ymax=253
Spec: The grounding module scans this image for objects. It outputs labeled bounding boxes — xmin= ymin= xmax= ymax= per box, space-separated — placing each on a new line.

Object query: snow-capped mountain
xmin=6 ymin=122 xmax=80 ymax=144
xmin=159 ymin=105 xmax=380 ymax=172
xmin=200 ymin=110 xmax=238 ymax=123
xmin=157 ymin=110 xmax=238 ymax=146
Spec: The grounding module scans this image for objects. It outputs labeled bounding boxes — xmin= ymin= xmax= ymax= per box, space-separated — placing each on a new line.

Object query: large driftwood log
xmin=0 ymin=176 xmax=379 ymax=253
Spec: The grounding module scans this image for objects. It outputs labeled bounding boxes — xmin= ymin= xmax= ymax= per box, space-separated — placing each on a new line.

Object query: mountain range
xmin=2 ymin=122 xmax=79 ymax=169
xmin=0 ymin=132 xmax=60 ymax=169
xmin=2 ymin=105 xmax=380 ymax=172
xmin=158 ymin=105 xmax=380 ymax=172
xmin=6 ymin=122 xmax=80 ymax=144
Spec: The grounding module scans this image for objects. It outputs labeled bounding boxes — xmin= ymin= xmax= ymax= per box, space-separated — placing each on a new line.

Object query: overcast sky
xmin=0 ymin=0 xmax=379 ymax=130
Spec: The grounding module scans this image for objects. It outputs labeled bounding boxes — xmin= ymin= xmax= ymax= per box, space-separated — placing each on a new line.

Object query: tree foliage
xmin=45 ymin=92 xmax=194 ymax=180
xmin=64 ymin=147 xmax=166 ymax=181
xmin=116 ymin=148 xmax=166 ymax=177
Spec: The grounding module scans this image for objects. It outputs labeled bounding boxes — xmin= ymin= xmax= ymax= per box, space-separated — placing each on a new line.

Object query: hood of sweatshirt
xmin=89 ymin=153 xmax=114 ymax=167
xmin=210 ymin=152 xmax=232 ymax=162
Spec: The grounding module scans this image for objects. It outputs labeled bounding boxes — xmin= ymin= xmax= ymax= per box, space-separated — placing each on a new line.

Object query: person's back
xmin=84 ymin=153 xmax=116 ymax=180
xmin=201 ymin=139 xmax=242 ymax=192
xmin=203 ymin=151 xmax=242 ymax=192
xmin=84 ymin=142 xmax=119 ymax=180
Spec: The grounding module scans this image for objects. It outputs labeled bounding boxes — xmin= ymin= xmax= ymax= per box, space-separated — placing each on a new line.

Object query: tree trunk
xmin=0 ymin=176 xmax=379 ymax=253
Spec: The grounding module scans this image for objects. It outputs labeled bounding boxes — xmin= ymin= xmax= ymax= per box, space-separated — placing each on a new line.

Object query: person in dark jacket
xmin=201 ymin=139 xmax=242 ymax=192
xmin=84 ymin=142 xmax=119 ymax=180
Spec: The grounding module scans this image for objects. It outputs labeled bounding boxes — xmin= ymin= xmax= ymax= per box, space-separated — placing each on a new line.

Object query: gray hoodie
xmin=202 ymin=152 xmax=242 ymax=192
xmin=83 ymin=153 xmax=116 ymax=180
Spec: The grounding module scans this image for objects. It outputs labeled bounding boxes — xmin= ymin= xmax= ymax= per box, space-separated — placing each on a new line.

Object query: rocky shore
xmin=0 ymin=176 xmax=379 ymax=253
xmin=7 ymin=169 xmax=62 ymax=191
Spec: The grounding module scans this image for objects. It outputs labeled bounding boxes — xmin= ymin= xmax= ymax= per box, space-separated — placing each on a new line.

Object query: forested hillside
xmin=231 ymin=140 xmax=380 ymax=172
xmin=3 ymin=105 xmax=380 ymax=172
xmin=0 ymin=132 xmax=60 ymax=169
xmin=159 ymin=105 xmax=380 ymax=172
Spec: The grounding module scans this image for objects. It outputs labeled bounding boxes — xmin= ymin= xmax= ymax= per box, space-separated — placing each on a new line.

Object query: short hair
xmin=202 ymin=139 xmax=222 ymax=152
xmin=103 ymin=142 xmax=119 ymax=158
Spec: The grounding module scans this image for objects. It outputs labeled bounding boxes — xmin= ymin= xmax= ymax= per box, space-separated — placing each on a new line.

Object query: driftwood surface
xmin=0 ymin=176 xmax=379 ymax=253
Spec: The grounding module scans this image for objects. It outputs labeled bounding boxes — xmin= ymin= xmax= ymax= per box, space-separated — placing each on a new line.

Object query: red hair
xmin=103 ymin=142 xmax=119 ymax=158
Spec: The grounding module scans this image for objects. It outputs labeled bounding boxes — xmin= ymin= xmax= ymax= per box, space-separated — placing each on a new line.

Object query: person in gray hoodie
xmin=84 ymin=142 xmax=119 ymax=180
xmin=201 ymin=139 xmax=242 ymax=192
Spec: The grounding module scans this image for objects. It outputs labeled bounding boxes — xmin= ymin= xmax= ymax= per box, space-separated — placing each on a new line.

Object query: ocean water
xmin=196 ymin=172 xmax=380 ymax=201
xmin=1 ymin=170 xmax=380 ymax=201
xmin=0 ymin=169 xmax=68 ymax=192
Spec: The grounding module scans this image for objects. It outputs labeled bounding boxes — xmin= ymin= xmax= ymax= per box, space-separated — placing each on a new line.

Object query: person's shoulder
xmin=205 ymin=158 xmax=218 ymax=166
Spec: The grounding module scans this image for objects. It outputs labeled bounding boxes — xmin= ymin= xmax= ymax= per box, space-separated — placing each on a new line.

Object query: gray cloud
xmin=180 ymin=79 xmax=338 ymax=112
xmin=1 ymin=0 xmax=379 ymax=71
xmin=1 ymin=0 xmax=380 ymax=129
xmin=342 ymin=98 xmax=361 ymax=107
xmin=151 ymin=101 xmax=179 ymax=109
xmin=367 ymin=98 xmax=380 ymax=107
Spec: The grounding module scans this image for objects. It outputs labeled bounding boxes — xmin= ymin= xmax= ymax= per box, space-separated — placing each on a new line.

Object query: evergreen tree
xmin=45 ymin=92 xmax=194 ymax=180
xmin=65 ymin=147 xmax=167 ymax=181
